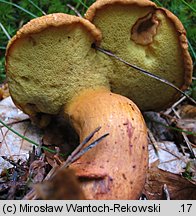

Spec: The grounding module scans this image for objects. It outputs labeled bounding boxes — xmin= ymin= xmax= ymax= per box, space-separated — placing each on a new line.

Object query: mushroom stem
xmin=66 ymin=88 xmax=148 ymax=199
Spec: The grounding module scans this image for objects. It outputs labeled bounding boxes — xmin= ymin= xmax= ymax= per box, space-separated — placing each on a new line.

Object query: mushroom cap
xmin=86 ymin=0 xmax=193 ymax=110
xmin=6 ymin=0 xmax=193 ymax=115
xmin=6 ymin=13 xmax=108 ymax=115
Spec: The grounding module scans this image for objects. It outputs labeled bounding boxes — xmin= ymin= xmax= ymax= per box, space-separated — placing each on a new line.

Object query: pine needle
xmin=0 ymin=118 xmax=57 ymax=154
xmin=27 ymin=0 xmax=46 ymax=15
xmin=180 ymin=0 xmax=196 ymax=13
xmin=0 ymin=22 xmax=11 ymax=40
xmin=77 ymin=0 xmax=88 ymax=9
xmin=0 ymin=0 xmax=38 ymax=18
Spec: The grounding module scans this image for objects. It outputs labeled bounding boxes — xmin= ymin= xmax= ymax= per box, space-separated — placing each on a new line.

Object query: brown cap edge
xmin=6 ymin=13 xmax=102 ymax=53
xmin=85 ymin=0 xmax=156 ymax=21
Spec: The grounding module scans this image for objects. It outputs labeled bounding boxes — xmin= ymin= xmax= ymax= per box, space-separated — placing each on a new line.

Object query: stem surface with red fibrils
xmin=66 ymin=88 xmax=148 ymax=199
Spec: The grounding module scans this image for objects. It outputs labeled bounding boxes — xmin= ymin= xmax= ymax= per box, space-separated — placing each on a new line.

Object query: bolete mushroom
xmin=5 ymin=0 xmax=192 ymax=199
xmin=86 ymin=0 xmax=193 ymax=110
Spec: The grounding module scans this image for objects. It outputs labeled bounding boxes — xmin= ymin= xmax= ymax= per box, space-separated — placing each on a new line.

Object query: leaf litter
xmin=0 ymin=95 xmax=196 ymax=199
xmin=0 ymin=97 xmax=43 ymax=169
xmin=144 ymin=102 xmax=196 ymax=199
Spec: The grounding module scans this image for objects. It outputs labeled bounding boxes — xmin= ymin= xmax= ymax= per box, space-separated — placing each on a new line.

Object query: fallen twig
xmin=94 ymin=45 xmax=196 ymax=105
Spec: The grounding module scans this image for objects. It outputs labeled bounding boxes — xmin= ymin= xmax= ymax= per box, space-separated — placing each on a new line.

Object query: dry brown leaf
xmin=34 ymin=168 xmax=85 ymax=200
xmin=180 ymin=105 xmax=196 ymax=119
xmin=147 ymin=140 xmax=196 ymax=199
xmin=29 ymin=159 xmax=46 ymax=184
xmin=1 ymin=97 xmax=195 ymax=199
xmin=175 ymin=105 xmax=196 ymax=144
xmin=143 ymin=162 xmax=196 ymax=200
xmin=144 ymin=111 xmax=174 ymax=141
xmin=0 ymin=83 xmax=9 ymax=100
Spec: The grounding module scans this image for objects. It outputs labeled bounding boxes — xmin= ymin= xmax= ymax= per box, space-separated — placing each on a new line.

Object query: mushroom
xmin=86 ymin=0 xmax=193 ymax=110
xmin=5 ymin=0 xmax=192 ymax=199
xmin=6 ymin=13 xmax=147 ymax=200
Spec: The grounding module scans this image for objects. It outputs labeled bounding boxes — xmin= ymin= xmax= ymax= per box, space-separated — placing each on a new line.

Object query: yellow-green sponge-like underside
xmin=6 ymin=0 xmax=192 ymax=116
xmin=86 ymin=0 xmax=192 ymax=110
xmin=6 ymin=14 xmax=111 ymax=115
